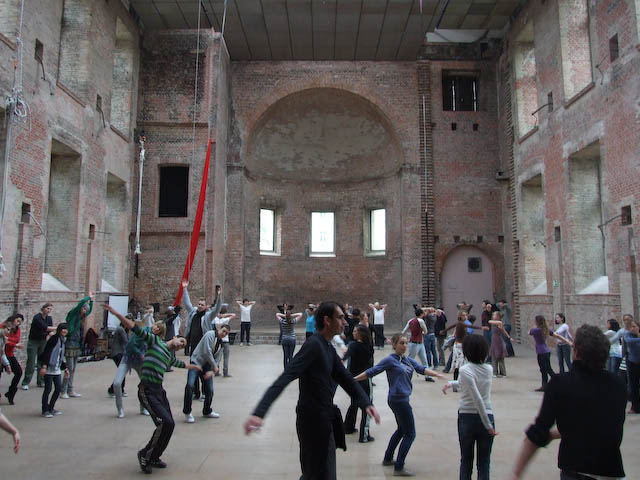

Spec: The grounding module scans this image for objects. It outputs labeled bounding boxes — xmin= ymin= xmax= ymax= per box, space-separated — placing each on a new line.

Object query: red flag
xmin=173 ymin=139 xmax=212 ymax=307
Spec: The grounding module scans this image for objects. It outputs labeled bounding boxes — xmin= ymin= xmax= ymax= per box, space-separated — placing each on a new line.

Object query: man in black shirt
xmin=244 ymin=301 xmax=381 ymax=480
xmin=22 ymin=303 xmax=56 ymax=389
xmin=509 ymin=324 xmax=626 ymax=480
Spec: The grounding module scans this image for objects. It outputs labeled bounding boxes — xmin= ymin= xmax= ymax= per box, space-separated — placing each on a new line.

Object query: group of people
xmin=0 ymin=293 xmax=633 ymax=480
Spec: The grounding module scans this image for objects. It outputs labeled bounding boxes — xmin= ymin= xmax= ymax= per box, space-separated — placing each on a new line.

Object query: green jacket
xmin=66 ymin=296 xmax=93 ymax=345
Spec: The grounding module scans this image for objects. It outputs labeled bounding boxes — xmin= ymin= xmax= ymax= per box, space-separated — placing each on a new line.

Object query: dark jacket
xmin=525 ymin=361 xmax=626 ymax=477
xmin=29 ymin=313 xmax=53 ymax=341
xmin=39 ymin=334 xmax=67 ymax=372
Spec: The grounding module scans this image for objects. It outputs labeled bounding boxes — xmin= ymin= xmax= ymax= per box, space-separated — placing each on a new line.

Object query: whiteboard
xmin=107 ymin=295 xmax=129 ymax=330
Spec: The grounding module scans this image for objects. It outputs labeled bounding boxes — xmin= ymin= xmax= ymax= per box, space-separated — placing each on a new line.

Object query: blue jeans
xmin=408 ymin=341 xmax=427 ymax=366
xmin=504 ymin=324 xmax=515 ymax=356
xmin=424 ymin=333 xmax=438 ymax=367
xmin=458 ymin=413 xmax=494 ymax=480
xmin=557 ymin=343 xmax=572 ymax=373
xmin=282 ymin=337 xmax=296 ymax=369
xmin=384 ymin=397 xmax=416 ymax=471
xmin=607 ymin=356 xmax=622 ymax=374
xmin=183 ymin=363 xmax=214 ymax=415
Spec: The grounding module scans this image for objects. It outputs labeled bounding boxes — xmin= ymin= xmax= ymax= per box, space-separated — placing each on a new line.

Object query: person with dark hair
xmin=443 ymin=334 xmax=496 ymax=480
xmin=22 ymin=303 xmax=56 ymax=389
xmin=509 ymin=324 xmax=626 ymax=480
xmin=244 ymin=301 xmax=380 ymax=480
xmin=61 ymin=292 xmax=95 ymax=399
xmin=343 ymin=324 xmax=375 ymax=442
xmin=497 ymin=300 xmax=515 ymax=357
xmin=163 ymin=305 xmax=182 ymax=341
xmin=402 ymin=309 xmax=428 ymax=368
xmin=355 ymin=332 xmax=444 ymax=477
xmin=604 ymin=318 xmax=623 ymax=374
xmin=39 ymin=323 xmax=70 ymax=418
xmin=480 ymin=302 xmax=493 ymax=363
xmin=304 ymin=304 xmax=316 ymax=340
xmin=3 ymin=314 xmax=24 ymax=404
xmin=213 ymin=306 xmax=236 ymax=377
xmin=368 ymin=301 xmax=388 ymax=349
xmin=624 ymin=319 xmax=640 ymax=414
xmin=236 ymin=298 xmax=256 ymax=346
xmin=529 ymin=316 xmax=555 ymax=392
xmin=277 ymin=309 xmax=303 ymax=369
xmin=107 ymin=319 xmax=131 ymax=400
xmin=551 ymin=313 xmax=573 ymax=373
xmin=434 ymin=308 xmax=448 ymax=366
xmin=488 ymin=311 xmax=513 ymax=378
xmin=104 ymin=304 xmax=202 ymax=474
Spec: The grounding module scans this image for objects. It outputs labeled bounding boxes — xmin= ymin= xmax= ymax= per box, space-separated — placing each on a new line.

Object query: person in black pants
xmin=245 ymin=302 xmax=381 ymax=479
xmin=343 ymin=325 xmax=375 ymax=442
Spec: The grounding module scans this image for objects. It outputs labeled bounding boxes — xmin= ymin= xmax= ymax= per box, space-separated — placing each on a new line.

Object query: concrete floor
xmin=0 ymin=343 xmax=637 ymax=479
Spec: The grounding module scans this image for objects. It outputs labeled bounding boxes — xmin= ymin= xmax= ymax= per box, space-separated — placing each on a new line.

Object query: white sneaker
xmin=122 ymin=392 xmax=128 ymax=397
xmin=203 ymin=411 xmax=220 ymax=418
xmin=239 ymin=342 xmax=244 ymax=346
xmin=60 ymin=393 xmax=70 ymax=399
xmin=185 ymin=413 xmax=195 ymax=423
xmin=140 ymin=408 xmax=150 ymax=416
xmin=68 ymin=392 xmax=82 ymax=398
xmin=117 ymin=408 xmax=125 ymax=418
xmin=199 ymin=395 xmax=206 ymax=402
xmin=21 ymin=385 xmax=29 ymax=391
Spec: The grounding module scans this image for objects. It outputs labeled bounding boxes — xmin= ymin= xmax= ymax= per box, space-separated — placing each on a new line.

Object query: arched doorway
xmin=441 ymin=246 xmax=494 ymax=319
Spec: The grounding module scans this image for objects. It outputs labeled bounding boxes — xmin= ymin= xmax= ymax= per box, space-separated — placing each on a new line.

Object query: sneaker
xmin=140 ymin=408 xmax=150 ymax=416
xmin=60 ymin=393 xmax=70 ymax=399
xmin=493 ymin=375 xmax=498 ymax=378
xmin=425 ymin=377 xmax=435 ymax=382
xmin=108 ymin=392 xmax=115 ymax=398
xmin=117 ymin=408 xmax=125 ymax=418
xmin=50 ymin=409 xmax=63 ymax=415
xmin=239 ymin=342 xmax=244 ymax=346
xmin=382 ymin=459 xmax=395 ymax=467
xmin=21 ymin=385 xmax=29 ymax=391
xmin=203 ymin=411 xmax=220 ymax=418
xmin=42 ymin=411 xmax=53 ymax=418
xmin=345 ymin=428 xmax=358 ymax=435
xmin=68 ymin=392 xmax=82 ymax=398
xmin=137 ymin=450 xmax=152 ymax=474
xmin=5 ymin=393 xmax=15 ymax=405
xmin=247 ymin=342 xmax=253 ymax=346
xmin=393 ymin=468 xmax=416 ymax=477
xmin=359 ymin=435 xmax=375 ymax=443
xmin=150 ymin=459 xmax=167 ymax=469
xmin=122 ymin=391 xmax=128 ymax=397
xmin=185 ymin=413 xmax=195 ymax=423
xmin=534 ymin=387 xmax=545 ymax=392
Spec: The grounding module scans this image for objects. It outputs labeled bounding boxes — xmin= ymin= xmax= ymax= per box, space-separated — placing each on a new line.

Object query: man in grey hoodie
xmin=183 ymin=323 xmax=229 ymax=423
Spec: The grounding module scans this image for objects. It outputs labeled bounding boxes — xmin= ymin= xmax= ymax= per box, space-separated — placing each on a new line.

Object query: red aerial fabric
xmin=173 ymin=139 xmax=212 ymax=307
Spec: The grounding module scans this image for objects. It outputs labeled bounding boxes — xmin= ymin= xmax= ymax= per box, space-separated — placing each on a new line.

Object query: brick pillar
xmin=417 ymin=61 xmax=436 ymax=305
xmin=15 ymin=223 xmax=34 ymax=311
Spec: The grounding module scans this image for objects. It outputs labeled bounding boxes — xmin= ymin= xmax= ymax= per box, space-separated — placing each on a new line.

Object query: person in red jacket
xmin=3 ymin=314 xmax=25 ymax=404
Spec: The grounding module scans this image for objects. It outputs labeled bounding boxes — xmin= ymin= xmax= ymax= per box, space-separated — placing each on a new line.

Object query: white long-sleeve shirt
xmin=451 ymin=363 xmax=494 ymax=430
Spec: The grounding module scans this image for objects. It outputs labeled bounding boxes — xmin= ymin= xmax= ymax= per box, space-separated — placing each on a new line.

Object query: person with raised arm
xmin=369 ymin=301 xmax=388 ymax=349
xmin=61 ymin=292 xmax=95 ymax=399
xmin=236 ymin=298 xmax=256 ymax=346
xmin=213 ymin=306 xmax=236 ymax=377
xmin=244 ymin=302 xmax=380 ymax=480
xmin=277 ymin=310 xmax=303 ymax=368
xmin=103 ymin=304 xmax=202 ymax=474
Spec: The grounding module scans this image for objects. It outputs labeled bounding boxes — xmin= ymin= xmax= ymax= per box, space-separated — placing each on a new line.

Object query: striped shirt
xmin=133 ymin=326 xmax=186 ymax=384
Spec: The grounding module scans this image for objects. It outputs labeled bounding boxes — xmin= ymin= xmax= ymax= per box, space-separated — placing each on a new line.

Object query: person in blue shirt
xmin=355 ymin=332 xmax=444 ymax=477
xmin=304 ymin=304 xmax=316 ymax=340
xmin=624 ymin=318 xmax=640 ymax=414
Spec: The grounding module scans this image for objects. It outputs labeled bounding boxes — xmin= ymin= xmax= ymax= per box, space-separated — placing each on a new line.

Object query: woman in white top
xmin=443 ymin=334 xmax=497 ymax=480
xmin=236 ymin=299 xmax=256 ymax=346
xmin=605 ymin=318 xmax=623 ymax=374
xmin=213 ymin=306 xmax=236 ymax=377
xmin=551 ymin=313 xmax=573 ymax=373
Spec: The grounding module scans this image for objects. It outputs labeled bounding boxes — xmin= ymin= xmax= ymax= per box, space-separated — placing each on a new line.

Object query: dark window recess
xmin=442 ymin=73 xmax=478 ymax=111
xmin=476 ymin=235 xmax=483 ymax=243
xmin=89 ymin=224 xmax=95 ymax=240
xmin=498 ymin=235 xmax=504 ymax=243
xmin=547 ymin=92 xmax=553 ymax=112
xmin=453 ymin=235 xmax=460 ymax=243
xmin=621 ymin=205 xmax=632 ymax=225
xmin=468 ymin=257 xmax=482 ymax=273
xmin=21 ymin=203 xmax=31 ymax=223
xmin=96 ymin=94 xmax=102 ymax=111
xmin=451 ymin=122 xmax=457 ymax=131
xmin=554 ymin=226 xmax=561 ymax=242
xmin=159 ymin=166 xmax=189 ymax=217
xmin=434 ymin=235 xmax=439 ymax=243
xmin=473 ymin=123 xmax=479 ymax=131
xmin=34 ymin=39 xmax=43 ymax=60
xmin=609 ymin=34 xmax=619 ymax=62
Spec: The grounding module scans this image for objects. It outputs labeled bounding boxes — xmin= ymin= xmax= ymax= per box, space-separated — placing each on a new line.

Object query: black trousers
xmin=6 ymin=356 xmax=23 ymax=402
xmin=373 ymin=325 xmax=385 ymax=348
xmin=138 ymin=383 xmax=175 ymax=462
xmin=240 ymin=322 xmax=251 ymax=343
xmin=297 ymin=410 xmax=336 ymax=480
xmin=343 ymin=380 xmax=371 ymax=440
xmin=627 ymin=360 xmax=640 ymax=412
xmin=537 ymin=352 xmax=555 ymax=388
xmin=42 ymin=374 xmax=62 ymax=414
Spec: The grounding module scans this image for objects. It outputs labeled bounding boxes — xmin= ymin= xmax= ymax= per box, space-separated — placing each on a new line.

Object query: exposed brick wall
xmin=558 ymin=0 xmax=593 ymax=101
xmin=0 ymin=0 xmax=20 ymax=42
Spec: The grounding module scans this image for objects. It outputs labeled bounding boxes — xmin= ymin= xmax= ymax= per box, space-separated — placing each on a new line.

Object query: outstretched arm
xmin=0 ymin=413 xmax=20 ymax=453
xmin=103 ymin=305 xmax=135 ymax=330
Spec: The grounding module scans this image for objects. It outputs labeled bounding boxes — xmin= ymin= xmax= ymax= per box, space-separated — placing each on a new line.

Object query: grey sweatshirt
xmin=190 ymin=330 xmax=221 ymax=369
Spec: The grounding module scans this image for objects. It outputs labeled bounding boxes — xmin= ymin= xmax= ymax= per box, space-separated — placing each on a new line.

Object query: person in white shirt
xmin=551 ymin=313 xmax=573 ymax=373
xmin=442 ymin=334 xmax=496 ymax=480
xmin=143 ymin=305 xmax=155 ymax=328
xmin=213 ymin=306 xmax=236 ymax=377
xmin=236 ymin=299 xmax=256 ymax=346
xmin=368 ymin=301 xmax=387 ymax=349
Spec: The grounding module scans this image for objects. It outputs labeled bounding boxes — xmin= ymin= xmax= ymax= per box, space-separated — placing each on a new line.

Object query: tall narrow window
xmin=311 ymin=212 xmax=335 ymax=255
xmin=259 ymin=208 xmax=275 ymax=253
xmin=370 ymin=208 xmax=386 ymax=252
xmin=443 ymin=72 xmax=479 ymax=111
xmin=158 ymin=166 xmax=188 ymax=217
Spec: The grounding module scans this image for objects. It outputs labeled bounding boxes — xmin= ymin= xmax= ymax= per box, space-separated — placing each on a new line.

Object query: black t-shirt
xmin=343 ymin=341 xmax=374 ymax=377
xmin=29 ymin=313 xmax=53 ymax=341
xmin=189 ymin=311 xmax=205 ymax=355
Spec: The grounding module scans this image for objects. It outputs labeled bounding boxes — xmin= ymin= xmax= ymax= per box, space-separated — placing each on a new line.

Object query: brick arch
xmin=436 ymin=243 xmax=505 ymax=303
xmin=243 ymin=84 xmax=408 ymax=158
